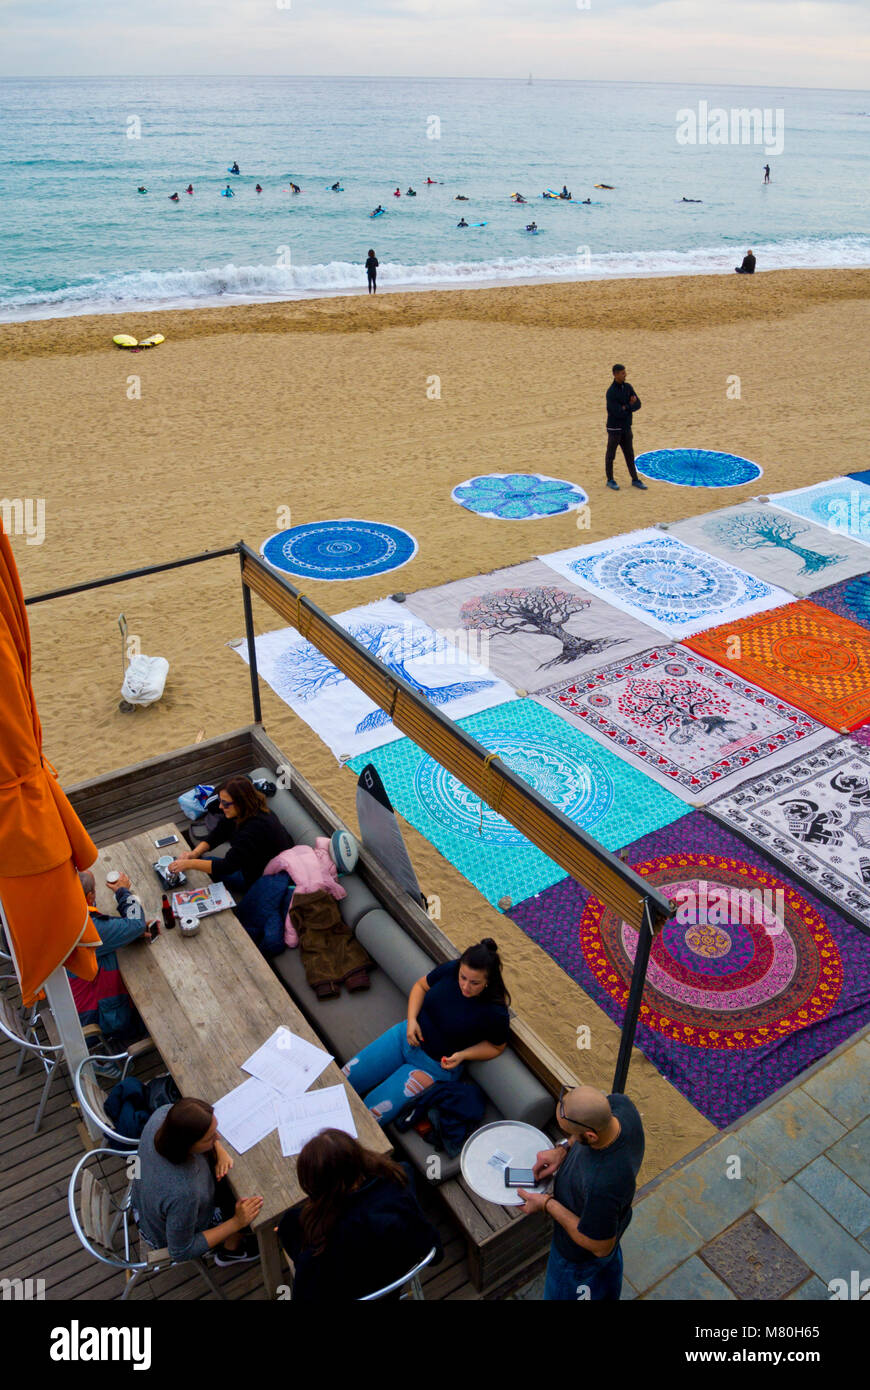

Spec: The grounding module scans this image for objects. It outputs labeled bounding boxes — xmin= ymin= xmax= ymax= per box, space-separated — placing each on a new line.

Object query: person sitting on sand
xmin=457 ymin=217 xmax=468 ymax=227
xmin=735 ymin=249 xmax=756 ymax=274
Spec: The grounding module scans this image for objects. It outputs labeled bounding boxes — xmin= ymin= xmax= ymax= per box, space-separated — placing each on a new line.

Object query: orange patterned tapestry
xmin=686 ymin=600 xmax=870 ymax=732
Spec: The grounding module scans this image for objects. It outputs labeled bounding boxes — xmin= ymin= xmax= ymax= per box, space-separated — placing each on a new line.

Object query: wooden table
xmin=97 ymin=823 xmax=392 ymax=1297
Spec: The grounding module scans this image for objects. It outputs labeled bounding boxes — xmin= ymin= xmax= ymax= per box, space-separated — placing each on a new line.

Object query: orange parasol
xmin=0 ymin=519 xmax=101 ymax=1006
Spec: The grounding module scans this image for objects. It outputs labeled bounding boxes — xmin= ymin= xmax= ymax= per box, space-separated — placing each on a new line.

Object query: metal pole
xmin=25 ymin=545 xmax=239 ymax=606
xmin=0 ymin=895 xmax=100 ymax=1141
xmin=240 ymin=558 xmax=262 ymax=725
xmin=611 ymin=900 xmax=655 ymax=1095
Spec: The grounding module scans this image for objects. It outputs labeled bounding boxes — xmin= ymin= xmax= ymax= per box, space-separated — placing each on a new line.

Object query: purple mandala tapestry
xmin=509 ymin=813 xmax=870 ymax=1127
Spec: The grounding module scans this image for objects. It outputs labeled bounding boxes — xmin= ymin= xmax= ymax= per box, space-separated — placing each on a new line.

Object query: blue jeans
xmin=342 ymin=1021 xmax=458 ymax=1126
xmin=543 ymin=1239 xmax=624 ymax=1301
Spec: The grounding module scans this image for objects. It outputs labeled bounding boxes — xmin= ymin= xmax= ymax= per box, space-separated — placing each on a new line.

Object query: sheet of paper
xmin=242 ymin=1026 xmax=333 ymax=1098
xmin=487 ymin=1148 xmax=512 ymax=1169
xmin=274 ymin=1084 xmax=358 ymax=1157
xmin=213 ymin=1076 xmax=279 ymax=1154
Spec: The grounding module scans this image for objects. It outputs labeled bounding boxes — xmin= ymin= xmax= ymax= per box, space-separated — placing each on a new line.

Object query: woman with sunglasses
xmin=517 ymin=1083 xmax=645 ymax=1301
xmin=169 ymin=777 xmax=292 ymax=894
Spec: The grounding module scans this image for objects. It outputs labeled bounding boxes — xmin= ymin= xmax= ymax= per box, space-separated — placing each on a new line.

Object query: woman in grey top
xmin=132 ymin=1098 xmax=262 ymax=1266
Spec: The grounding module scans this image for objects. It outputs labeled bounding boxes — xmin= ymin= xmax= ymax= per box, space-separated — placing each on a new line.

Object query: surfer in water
xmin=365 ymin=248 xmax=378 ymax=294
xmin=230 ymin=161 xmax=240 ymax=175
xmin=185 ymin=184 xmax=194 ymax=194
xmin=560 ymin=186 xmax=571 ymax=199
xmin=680 ymin=197 xmax=703 ymax=203
xmin=457 ymin=217 xmax=468 ymax=227
xmin=331 ymin=181 xmax=341 ymax=190
xmin=255 ymin=184 xmax=262 ymax=193
xmin=526 ymin=221 xmax=538 ymax=232
xmin=223 ymin=185 xmax=234 ymax=197
xmin=289 ymin=182 xmax=301 ymax=194
xmin=393 ymin=187 xmax=402 ymax=197
xmin=371 ymin=204 xmax=384 ymax=217
xmin=581 ymin=198 xmax=592 ymax=204
xmin=137 ymin=186 xmax=147 ymax=193
xmin=406 ymin=187 xmax=416 ymax=196
xmin=426 ymin=178 xmax=437 ymax=184
xmin=763 ymin=163 xmax=771 ymax=183
xmin=169 ymin=192 xmax=180 ymax=201
xmin=455 ymin=194 xmax=468 ymax=201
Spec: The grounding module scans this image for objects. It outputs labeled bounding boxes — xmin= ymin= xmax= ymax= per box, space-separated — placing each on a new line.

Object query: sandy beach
xmin=6 ymin=266 xmax=870 ymax=1183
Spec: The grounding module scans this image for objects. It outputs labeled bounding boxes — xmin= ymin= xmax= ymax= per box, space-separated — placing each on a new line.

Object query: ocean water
xmin=1 ymin=75 xmax=869 ymax=321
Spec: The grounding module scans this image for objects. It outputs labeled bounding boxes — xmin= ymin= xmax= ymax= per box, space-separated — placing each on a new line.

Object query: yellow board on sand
xmin=111 ymin=333 xmax=165 ymax=349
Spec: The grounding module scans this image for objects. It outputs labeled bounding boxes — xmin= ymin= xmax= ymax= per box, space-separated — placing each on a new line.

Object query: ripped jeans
xmin=342 ymin=1021 xmax=459 ymax=1126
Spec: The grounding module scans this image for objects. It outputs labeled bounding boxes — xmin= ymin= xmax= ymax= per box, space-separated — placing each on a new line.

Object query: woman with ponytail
xmin=342 ymin=939 xmax=511 ymax=1126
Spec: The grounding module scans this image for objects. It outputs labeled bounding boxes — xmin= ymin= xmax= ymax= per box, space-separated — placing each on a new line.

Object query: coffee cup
xmin=106 ymin=871 xmax=121 ymax=886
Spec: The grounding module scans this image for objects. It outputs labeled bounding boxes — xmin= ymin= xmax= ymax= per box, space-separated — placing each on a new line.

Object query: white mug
xmin=106 ymin=871 xmax=121 ymax=886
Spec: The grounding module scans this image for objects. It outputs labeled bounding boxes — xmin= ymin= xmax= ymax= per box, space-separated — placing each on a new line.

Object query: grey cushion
xmin=355 ymin=910 xmax=434 ymax=996
xmin=250 ymin=766 xmax=322 ymax=845
xmin=468 ymin=1051 xmax=554 ymax=1131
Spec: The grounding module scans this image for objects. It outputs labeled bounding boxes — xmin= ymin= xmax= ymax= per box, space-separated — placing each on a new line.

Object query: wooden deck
xmin=0 ymin=1017 xmax=542 ymax=1302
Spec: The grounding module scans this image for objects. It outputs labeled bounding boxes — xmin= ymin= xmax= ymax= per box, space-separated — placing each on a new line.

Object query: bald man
xmin=518 ymin=1084 xmax=644 ymax=1300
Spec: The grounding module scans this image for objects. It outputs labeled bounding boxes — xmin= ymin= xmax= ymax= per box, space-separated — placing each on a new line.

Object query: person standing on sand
xmin=365 ymin=249 xmax=379 ymax=294
xmin=605 ymin=364 xmax=646 ymax=491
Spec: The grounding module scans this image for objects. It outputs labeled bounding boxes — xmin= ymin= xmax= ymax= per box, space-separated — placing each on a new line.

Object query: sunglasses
xmin=558 ymin=1085 xmax=598 ymax=1133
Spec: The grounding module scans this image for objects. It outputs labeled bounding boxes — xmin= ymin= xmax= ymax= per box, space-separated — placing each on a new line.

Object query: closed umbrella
xmin=0 ymin=519 xmax=101 ymax=1124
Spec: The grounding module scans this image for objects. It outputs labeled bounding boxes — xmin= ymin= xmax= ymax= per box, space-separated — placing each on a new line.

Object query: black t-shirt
xmin=416 ymin=959 xmax=510 ymax=1065
xmin=205 ymin=809 xmax=292 ymax=889
xmin=365 ymin=255 xmax=378 ymax=275
xmin=552 ymin=1093 xmax=645 ymax=1262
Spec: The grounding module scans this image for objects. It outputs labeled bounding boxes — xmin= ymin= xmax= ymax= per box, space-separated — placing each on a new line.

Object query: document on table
xmin=213 ymin=1076 xmax=280 ymax=1154
xmin=274 ymin=1085 xmax=358 ymax=1157
xmin=242 ymin=1026 xmax=333 ymax=1098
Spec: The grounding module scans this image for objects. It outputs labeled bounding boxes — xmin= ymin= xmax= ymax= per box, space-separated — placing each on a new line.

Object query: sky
xmin=1 ymin=0 xmax=870 ymax=88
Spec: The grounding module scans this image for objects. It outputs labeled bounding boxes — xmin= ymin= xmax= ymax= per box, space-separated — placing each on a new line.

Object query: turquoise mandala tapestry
xmin=347 ymin=700 xmax=686 ymax=906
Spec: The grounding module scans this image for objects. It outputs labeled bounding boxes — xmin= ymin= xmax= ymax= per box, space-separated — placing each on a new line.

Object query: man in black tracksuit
xmin=605 ymin=364 xmax=647 ymax=491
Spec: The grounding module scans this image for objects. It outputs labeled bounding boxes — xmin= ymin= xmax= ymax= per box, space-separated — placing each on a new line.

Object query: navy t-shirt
xmin=416 ymin=959 xmax=510 ymax=1065
xmin=552 ymin=1093 xmax=645 ymax=1262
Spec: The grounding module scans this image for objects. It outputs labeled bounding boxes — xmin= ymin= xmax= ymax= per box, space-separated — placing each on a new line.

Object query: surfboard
xmin=227 ymin=168 xmax=241 ymax=175
xmin=370 ymin=208 xmax=386 ymax=218
xmin=220 ymin=190 xmax=234 ymax=197
xmin=355 ymin=764 xmax=425 ymax=907
xmin=138 ymin=334 xmax=165 ymax=349
xmin=112 ymin=335 xmax=139 ymax=349
xmin=327 ymin=186 xmax=345 ymax=191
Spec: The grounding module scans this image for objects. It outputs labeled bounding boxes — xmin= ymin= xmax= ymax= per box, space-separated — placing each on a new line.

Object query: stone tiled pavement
xmin=620 ymin=1026 xmax=870 ymax=1300
xmin=506 ymin=1024 xmax=869 ymax=1301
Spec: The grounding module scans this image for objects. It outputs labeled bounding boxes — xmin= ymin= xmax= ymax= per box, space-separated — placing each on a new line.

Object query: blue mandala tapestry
xmin=635 ymin=448 xmax=762 ymax=488
xmin=769 ymin=478 xmax=870 ymax=547
xmin=261 ymin=519 xmax=418 ymax=580
xmin=347 ymin=699 xmax=686 ymax=907
xmin=452 ymin=473 xmax=588 ymax=520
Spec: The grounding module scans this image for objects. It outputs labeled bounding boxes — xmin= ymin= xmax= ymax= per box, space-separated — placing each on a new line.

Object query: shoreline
xmin=4 ymin=264 xmax=870 ymax=360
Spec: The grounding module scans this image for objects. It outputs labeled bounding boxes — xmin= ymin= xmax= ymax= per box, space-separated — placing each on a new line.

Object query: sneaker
xmin=631 ymin=479 xmax=648 ymax=490
xmin=91 ymin=1059 xmax=122 ymax=1080
xmin=214 ymin=1241 xmax=259 ymax=1267
xmin=606 ymin=480 xmax=620 ymax=491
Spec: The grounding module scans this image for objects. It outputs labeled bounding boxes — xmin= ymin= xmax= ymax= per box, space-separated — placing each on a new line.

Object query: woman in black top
xmin=170 ymin=776 xmax=292 ymax=892
xmin=365 ymin=248 xmax=378 ymax=294
xmin=278 ymin=1129 xmax=442 ymax=1300
xmin=342 ymin=939 xmax=511 ymax=1126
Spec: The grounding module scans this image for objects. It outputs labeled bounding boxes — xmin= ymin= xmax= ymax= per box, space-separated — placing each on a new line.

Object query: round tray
xmin=460 ymin=1119 xmax=552 ymax=1207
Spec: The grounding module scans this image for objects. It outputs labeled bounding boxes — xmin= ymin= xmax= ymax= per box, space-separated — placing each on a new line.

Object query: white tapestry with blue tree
xmin=232 ymin=598 xmax=516 ymax=759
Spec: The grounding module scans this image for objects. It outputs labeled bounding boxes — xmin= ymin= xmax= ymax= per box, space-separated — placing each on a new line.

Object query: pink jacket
xmin=264 ymin=839 xmax=347 ymax=948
